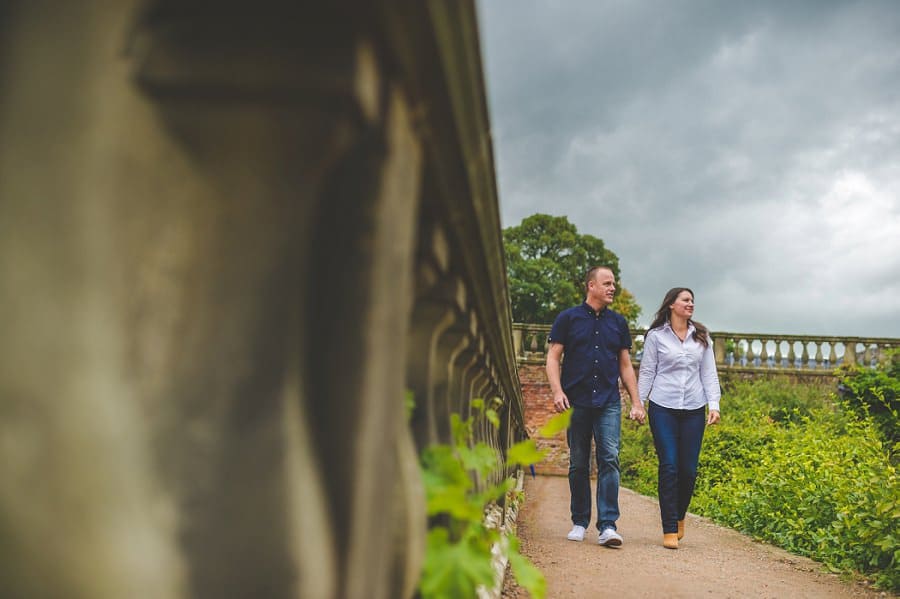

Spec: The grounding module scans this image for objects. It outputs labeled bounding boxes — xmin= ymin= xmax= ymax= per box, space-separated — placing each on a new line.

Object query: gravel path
xmin=502 ymin=475 xmax=890 ymax=598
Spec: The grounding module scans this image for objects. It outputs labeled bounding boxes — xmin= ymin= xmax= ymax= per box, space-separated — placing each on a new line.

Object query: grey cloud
xmin=479 ymin=0 xmax=900 ymax=336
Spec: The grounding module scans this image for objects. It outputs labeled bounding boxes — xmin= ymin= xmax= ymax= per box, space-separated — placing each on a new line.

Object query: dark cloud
xmin=479 ymin=0 xmax=900 ymax=336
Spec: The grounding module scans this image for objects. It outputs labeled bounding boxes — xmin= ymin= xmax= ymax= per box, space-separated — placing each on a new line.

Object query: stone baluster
xmin=529 ymin=331 xmax=539 ymax=355
xmin=864 ymin=344 xmax=874 ymax=367
xmin=774 ymin=340 xmax=784 ymax=367
xmin=873 ymin=343 xmax=885 ymax=366
xmin=759 ymin=339 xmax=769 ymax=368
xmin=742 ymin=339 xmax=752 ymax=367
xmin=827 ymin=342 xmax=837 ymax=366
xmin=788 ymin=340 xmax=797 ymax=367
xmin=714 ymin=337 xmax=726 ymax=364
xmin=512 ymin=327 xmax=523 ymax=359
xmin=843 ymin=341 xmax=856 ymax=366
xmin=814 ymin=342 xmax=823 ymax=369
xmin=800 ymin=342 xmax=810 ymax=369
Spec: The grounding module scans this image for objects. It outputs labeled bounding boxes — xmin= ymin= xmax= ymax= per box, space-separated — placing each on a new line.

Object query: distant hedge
xmin=621 ymin=375 xmax=899 ymax=592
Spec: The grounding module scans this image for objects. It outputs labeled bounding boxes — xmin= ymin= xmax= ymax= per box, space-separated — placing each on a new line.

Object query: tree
xmin=503 ymin=214 xmax=642 ymax=325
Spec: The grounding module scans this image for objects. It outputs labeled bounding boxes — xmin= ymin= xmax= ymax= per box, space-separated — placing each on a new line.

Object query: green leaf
xmin=421 ymin=445 xmax=476 ymax=518
xmin=475 ymin=478 xmax=516 ymax=506
xmin=538 ymin=409 xmax=572 ymax=438
xmin=419 ymin=527 xmax=497 ymax=598
xmin=485 ymin=408 xmax=500 ymax=429
xmin=424 ymin=479 xmax=481 ymax=520
xmin=450 ymin=413 xmax=470 ymax=446
xmin=458 ymin=443 xmax=500 ymax=479
xmin=506 ymin=439 xmax=548 ymax=467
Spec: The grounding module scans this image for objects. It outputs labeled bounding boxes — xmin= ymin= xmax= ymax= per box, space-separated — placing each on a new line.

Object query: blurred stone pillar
xmin=0 ymin=2 xmax=425 ymax=598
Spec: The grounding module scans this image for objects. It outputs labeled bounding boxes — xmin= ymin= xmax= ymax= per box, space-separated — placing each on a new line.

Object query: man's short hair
xmin=584 ymin=266 xmax=614 ymax=292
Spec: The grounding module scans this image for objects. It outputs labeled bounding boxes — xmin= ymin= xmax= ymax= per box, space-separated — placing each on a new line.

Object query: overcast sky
xmin=478 ymin=0 xmax=900 ymax=337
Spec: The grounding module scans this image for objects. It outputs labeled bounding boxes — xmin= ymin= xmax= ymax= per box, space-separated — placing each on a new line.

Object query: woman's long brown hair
xmin=647 ymin=287 xmax=709 ymax=347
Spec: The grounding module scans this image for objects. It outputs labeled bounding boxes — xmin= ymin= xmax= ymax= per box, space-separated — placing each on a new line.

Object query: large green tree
xmin=503 ymin=214 xmax=642 ymax=325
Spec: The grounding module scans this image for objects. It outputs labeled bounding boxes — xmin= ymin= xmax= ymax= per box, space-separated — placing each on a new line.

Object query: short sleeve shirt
xmin=548 ymin=303 xmax=632 ymax=408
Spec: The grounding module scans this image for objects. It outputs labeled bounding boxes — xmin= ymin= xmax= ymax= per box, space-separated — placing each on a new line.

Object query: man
xmin=546 ymin=266 xmax=645 ymax=546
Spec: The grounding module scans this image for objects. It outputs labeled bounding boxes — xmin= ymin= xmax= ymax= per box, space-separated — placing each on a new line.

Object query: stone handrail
xmin=513 ymin=323 xmax=896 ymax=374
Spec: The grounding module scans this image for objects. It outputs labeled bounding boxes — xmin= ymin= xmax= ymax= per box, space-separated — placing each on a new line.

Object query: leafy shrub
xmin=620 ymin=417 xmax=657 ymax=497
xmin=837 ymin=348 xmax=899 ymax=448
xmin=418 ymin=399 xmax=572 ymax=599
xmin=620 ymin=378 xmax=899 ymax=592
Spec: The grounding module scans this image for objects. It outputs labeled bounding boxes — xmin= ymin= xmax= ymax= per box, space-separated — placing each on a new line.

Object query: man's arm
xmin=619 ymin=349 xmax=645 ymax=424
xmin=546 ymin=342 xmax=569 ymax=412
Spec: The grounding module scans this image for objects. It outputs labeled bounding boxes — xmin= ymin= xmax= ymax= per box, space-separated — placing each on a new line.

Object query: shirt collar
xmin=583 ymin=302 xmax=607 ymax=317
xmin=663 ymin=321 xmax=695 ymax=335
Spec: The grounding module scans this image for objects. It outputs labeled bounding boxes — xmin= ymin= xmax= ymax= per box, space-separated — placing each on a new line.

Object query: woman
xmin=638 ymin=287 xmax=721 ymax=549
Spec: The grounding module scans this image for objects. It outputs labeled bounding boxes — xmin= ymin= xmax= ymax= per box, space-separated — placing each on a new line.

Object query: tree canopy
xmin=503 ymin=214 xmax=642 ymax=325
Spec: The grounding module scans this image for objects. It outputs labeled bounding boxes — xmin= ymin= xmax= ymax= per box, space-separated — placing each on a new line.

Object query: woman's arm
xmin=700 ymin=337 xmax=721 ymax=419
xmin=637 ymin=330 xmax=658 ymax=403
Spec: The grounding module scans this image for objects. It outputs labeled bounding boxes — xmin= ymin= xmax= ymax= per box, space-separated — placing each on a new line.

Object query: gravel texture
xmin=502 ymin=475 xmax=891 ymax=598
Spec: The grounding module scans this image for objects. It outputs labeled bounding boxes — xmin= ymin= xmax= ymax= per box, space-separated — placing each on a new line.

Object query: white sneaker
xmin=598 ymin=527 xmax=623 ymax=546
xmin=566 ymin=525 xmax=586 ymax=541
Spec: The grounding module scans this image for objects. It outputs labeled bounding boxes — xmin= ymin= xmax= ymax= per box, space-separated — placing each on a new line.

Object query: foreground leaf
xmin=506 ymin=439 xmax=548 ymax=467
xmin=419 ymin=527 xmax=496 ymax=598
xmin=538 ymin=409 xmax=572 ymax=438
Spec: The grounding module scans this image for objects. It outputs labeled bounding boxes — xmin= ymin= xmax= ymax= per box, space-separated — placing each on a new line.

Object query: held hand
xmin=628 ymin=404 xmax=646 ymax=425
xmin=707 ymin=410 xmax=720 ymax=425
xmin=553 ymin=391 xmax=570 ymax=413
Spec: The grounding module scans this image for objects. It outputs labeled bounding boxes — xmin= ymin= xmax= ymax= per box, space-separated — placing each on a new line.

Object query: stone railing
xmin=514 ymin=324 xmax=896 ymax=375
xmin=709 ymin=331 xmax=896 ymax=372
xmin=0 ymin=4 xmax=524 ymax=599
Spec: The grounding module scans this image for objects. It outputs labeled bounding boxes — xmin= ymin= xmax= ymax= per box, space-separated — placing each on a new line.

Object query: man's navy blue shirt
xmin=548 ymin=303 xmax=632 ymax=408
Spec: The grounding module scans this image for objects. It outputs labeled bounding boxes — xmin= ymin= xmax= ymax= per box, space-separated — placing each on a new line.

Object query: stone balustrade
xmin=514 ymin=324 xmax=896 ymax=375
xmin=710 ymin=331 xmax=895 ymax=372
xmin=0 ymin=4 xmax=524 ymax=599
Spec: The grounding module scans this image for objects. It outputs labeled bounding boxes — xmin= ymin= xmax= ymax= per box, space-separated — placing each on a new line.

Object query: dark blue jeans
xmin=648 ymin=401 xmax=707 ymax=534
xmin=567 ymin=401 xmax=621 ymax=531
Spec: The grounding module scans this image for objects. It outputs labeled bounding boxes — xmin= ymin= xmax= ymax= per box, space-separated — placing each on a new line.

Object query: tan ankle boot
xmin=663 ymin=533 xmax=679 ymax=549
xmin=677 ymin=520 xmax=685 ymax=540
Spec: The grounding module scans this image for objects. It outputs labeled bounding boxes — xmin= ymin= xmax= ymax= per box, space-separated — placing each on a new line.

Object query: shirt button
xmin=595 ymin=345 xmax=599 ymax=349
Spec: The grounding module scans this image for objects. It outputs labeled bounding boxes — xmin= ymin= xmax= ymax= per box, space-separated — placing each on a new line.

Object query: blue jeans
xmin=648 ymin=401 xmax=706 ymax=534
xmin=567 ymin=401 xmax=621 ymax=531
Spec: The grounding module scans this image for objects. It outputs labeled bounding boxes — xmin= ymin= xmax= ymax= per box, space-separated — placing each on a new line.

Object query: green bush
xmin=418 ymin=399 xmax=574 ymax=599
xmin=619 ymin=417 xmax=657 ymax=497
xmin=837 ymin=348 xmax=899 ymax=448
xmin=620 ymin=378 xmax=899 ymax=592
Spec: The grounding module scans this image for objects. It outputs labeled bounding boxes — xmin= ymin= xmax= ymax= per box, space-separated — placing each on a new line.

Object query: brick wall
xmin=518 ymin=363 xmax=570 ymax=476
